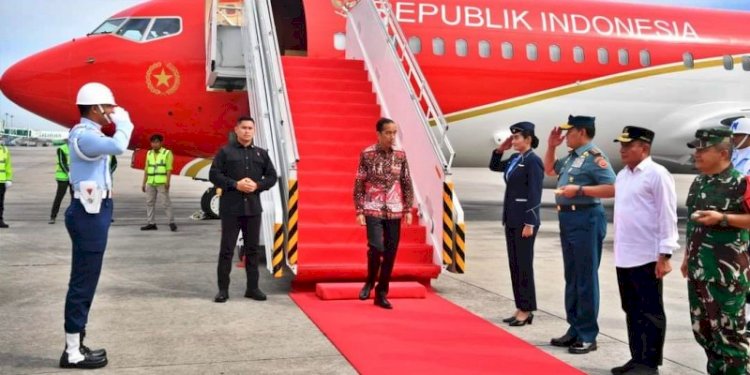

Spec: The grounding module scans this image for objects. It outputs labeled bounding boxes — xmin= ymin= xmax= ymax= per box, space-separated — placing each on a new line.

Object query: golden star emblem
xmin=153 ymin=69 xmax=173 ymax=87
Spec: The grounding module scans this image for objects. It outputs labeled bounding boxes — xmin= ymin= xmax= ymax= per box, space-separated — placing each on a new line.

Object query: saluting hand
xmin=548 ymin=126 xmax=565 ymax=148
xmin=496 ymin=137 xmax=513 ymax=153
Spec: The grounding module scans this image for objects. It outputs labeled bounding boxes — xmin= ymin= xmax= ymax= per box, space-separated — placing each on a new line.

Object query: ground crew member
xmin=209 ymin=116 xmax=277 ymax=303
xmin=544 ymin=115 xmax=616 ymax=354
xmin=0 ymin=138 xmax=12 ymax=228
xmin=49 ymin=141 xmax=73 ymax=224
xmin=683 ymin=127 xmax=750 ymax=375
xmin=730 ymin=117 xmax=750 ymax=335
xmin=611 ymin=126 xmax=679 ymax=375
xmin=59 ymin=82 xmax=133 ymax=369
xmin=354 ymin=118 xmax=414 ymax=309
xmin=140 ymin=134 xmax=176 ymax=231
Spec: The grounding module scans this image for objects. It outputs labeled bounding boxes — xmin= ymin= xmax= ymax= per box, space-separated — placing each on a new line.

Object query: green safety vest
xmin=146 ymin=148 xmax=171 ymax=185
xmin=55 ymin=144 xmax=70 ymax=181
xmin=0 ymin=146 xmax=10 ymax=182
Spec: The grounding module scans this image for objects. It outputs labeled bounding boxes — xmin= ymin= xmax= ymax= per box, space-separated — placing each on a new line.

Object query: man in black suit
xmin=209 ymin=116 xmax=278 ymax=303
xmin=490 ymin=121 xmax=544 ymax=326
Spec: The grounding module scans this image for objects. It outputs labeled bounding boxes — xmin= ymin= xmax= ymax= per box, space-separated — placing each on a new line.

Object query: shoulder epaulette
xmin=589 ymin=148 xmax=602 ymax=157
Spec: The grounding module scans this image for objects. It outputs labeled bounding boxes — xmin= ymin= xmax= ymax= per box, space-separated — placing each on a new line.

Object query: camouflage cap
xmin=686 ymin=127 xmax=733 ymax=149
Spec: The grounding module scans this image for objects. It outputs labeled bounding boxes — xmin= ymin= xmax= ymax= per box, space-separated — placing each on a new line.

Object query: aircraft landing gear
xmin=200 ymin=186 xmax=221 ymax=219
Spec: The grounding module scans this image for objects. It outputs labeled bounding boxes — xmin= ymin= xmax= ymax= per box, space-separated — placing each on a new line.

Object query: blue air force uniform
xmin=553 ymin=116 xmax=616 ymax=346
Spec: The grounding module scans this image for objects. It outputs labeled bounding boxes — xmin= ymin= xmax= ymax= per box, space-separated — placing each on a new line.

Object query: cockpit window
xmin=146 ymin=18 xmax=181 ymax=40
xmin=116 ymin=18 xmax=152 ymax=41
xmin=90 ymin=18 xmax=126 ymax=35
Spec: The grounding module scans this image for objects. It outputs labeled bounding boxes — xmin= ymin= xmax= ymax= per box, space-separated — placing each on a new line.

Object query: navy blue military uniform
xmin=554 ymin=117 xmax=616 ymax=345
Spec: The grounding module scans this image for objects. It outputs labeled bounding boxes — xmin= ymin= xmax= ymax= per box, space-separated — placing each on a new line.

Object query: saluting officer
xmin=60 ymin=83 xmax=133 ymax=369
xmin=544 ymin=115 xmax=616 ymax=354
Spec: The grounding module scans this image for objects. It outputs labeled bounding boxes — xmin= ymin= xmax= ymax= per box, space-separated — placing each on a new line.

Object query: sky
xmin=1 ymin=0 xmax=750 ymax=131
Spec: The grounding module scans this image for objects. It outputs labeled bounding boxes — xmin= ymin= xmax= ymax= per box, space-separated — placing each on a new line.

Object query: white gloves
xmin=110 ymin=107 xmax=134 ymax=138
xmin=5 ymin=181 xmax=11 ymax=189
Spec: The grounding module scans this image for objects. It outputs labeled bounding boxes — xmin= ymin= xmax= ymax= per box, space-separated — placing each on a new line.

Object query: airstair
xmin=206 ymin=0 xmax=466 ymax=282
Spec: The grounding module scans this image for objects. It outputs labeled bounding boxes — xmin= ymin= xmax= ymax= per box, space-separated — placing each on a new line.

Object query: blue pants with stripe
xmin=64 ymin=198 xmax=112 ymax=333
xmin=558 ymin=205 xmax=606 ymax=343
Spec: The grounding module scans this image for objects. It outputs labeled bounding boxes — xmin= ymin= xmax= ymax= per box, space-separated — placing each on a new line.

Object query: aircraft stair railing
xmin=241 ymin=0 xmax=300 ymax=277
xmin=343 ymin=0 xmax=466 ymax=273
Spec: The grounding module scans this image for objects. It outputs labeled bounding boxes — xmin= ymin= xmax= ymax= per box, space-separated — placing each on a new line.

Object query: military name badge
xmin=572 ymin=156 xmax=585 ymax=168
xmin=596 ymin=157 xmax=608 ymax=168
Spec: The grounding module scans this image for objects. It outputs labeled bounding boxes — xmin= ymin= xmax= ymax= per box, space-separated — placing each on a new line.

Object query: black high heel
xmin=508 ymin=313 xmax=533 ymax=327
xmin=502 ymin=316 xmax=517 ymax=323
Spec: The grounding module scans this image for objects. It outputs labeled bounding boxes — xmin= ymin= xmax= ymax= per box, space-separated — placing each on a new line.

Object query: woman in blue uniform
xmin=489 ymin=122 xmax=544 ymax=326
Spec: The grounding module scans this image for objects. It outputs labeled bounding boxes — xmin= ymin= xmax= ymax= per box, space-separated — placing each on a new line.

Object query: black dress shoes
xmin=59 ymin=351 xmax=108 ymax=369
xmin=611 ymin=360 xmax=658 ymax=374
xmin=244 ymin=288 xmax=267 ymax=301
xmin=0 ymin=221 xmax=9 ymax=228
xmin=359 ymin=283 xmax=373 ymax=300
xmin=508 ymin=313 xmax=534 ymax=327
xmin=502 ymin=316 xmax=517 ymax=323
xmin=550 ymin=334 xmax=577 ymax=347
xmin=374 ymin=293 xmax=392 ymax=309
xmin=214 ymin=291 xmax=229 ymax=303
xmin=568 ymin=341 xmax=597 ymax=354
xmin=169 ymin=223 xmax=177 ymax=232
xmin=80 ymin=331 xmax=106 ymax=358
xmin=140 ymin=224 xmax=157 ymax=231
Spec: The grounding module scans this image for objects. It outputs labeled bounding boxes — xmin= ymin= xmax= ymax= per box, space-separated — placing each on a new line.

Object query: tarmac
xmin=0 ymin=147 xmax=709 ymax=374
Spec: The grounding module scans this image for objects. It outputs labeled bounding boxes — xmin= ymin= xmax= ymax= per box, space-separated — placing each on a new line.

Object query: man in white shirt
xmin=611 ymin=126 xmax=679 ymax=375
xmin=730 ymin=117 xmax=750 ymax=335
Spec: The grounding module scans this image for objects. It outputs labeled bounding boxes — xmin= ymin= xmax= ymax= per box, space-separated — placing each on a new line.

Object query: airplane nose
xmin=1 ymin=43 xmax=78 ymax=126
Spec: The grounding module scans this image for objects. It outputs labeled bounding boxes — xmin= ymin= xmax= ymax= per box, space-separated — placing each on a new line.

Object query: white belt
xmin=74 ymin=190 xmax=113 ymax=199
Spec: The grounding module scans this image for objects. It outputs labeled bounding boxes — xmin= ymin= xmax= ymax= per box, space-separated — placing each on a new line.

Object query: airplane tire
xmin=201 ymin=187 xmax=220 ymax=220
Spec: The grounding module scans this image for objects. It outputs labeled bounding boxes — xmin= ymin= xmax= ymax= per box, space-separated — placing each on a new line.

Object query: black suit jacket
xmin=209 ymin=141 xmax=278 ymax=217
xmin=489 ymin=150 xmax=544 ymax=228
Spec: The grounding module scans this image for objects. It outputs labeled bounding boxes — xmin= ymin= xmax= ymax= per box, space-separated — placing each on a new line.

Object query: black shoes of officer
xmin=214 ymin=290 xmax=229 ymax=303
xmin=80 ymin=331 xmax=106 ymax=358
xmin=359 ymin=283 xmax=373 ymax=300
xmin=550 ymin=334 xmax=577 ymax=347
xmin=59 ymin=333 xmax=108 ymax=369
xmin=140 ymin=224 xmax=157 ymax=231
xmin=374 ymin=292 xmax=392 ymax=309
xmin=49 ymin=218 xmax=56 ymax=224
xmin=508 ymin=313 xmax=534 ymax=327
xmin=611 ymin=360 xmax=659 ymax=374
xmin=569 ymin=341 xmax=597 ymax=354
xmin=169 ymin=223 xmax=177 ymax=232
xmin=244 ymin=288 xmax=267 ymax=301
xmin=0 ymin=220 xmax=8 ymax=228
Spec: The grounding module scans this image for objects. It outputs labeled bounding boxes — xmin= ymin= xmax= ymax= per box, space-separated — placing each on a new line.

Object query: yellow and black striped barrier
xmin=287 ymin=179 xmax=299 ymax=266
xmin=454 ymin=222 xmax=466 ymax=274
xmin=442 ymin=182 xmax=455 ymax=270
xmin=272 ymin=223 xmax=285 ymax=278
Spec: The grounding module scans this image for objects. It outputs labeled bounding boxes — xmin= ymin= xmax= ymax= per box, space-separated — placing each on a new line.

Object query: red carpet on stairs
xmin=291 ymin=291 xmax=585 ymax=375
xmin=282 ymin=56 xmax=441 ymax=283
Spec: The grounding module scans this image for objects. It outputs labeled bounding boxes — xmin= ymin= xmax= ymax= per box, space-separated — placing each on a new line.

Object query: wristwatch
xmin=659 ymin=254 xmax=672 ymax=259
xmin=720 ymin=213 xmax=729 ymax=228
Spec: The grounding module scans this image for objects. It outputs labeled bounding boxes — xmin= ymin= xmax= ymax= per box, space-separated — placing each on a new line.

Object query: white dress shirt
xmin=614 ymin=157 xmax=679 ymax=268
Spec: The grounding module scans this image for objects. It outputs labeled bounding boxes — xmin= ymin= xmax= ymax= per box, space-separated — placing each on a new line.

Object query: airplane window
xmin=724 ymin=55 xmax=734 ymax=70
xmin=91 ymin=18 xmax=125 ymax=35
xmin=408 ymin=36 xmax=422 ymax=54
xmin=433 ymin=38 xmax=445 ymax=56
xmin=640 ymin=50 xmax=651 ymax=67
xmin=456 ymin=39 xmax=468 ymax=57
xmin=501 ymin=42 xmax=513 ymax=60
xmin=618 ymin=49 xmax=629 ymax=65
xmin=478 ymin=41 xmax=490 ymax=58
xmin=527 ymin=43 xmax=538 ymax=61
xmin=549 ymin=45 xmax=561 ymax=62
xmin=598 ymin=48 xmax=609 ymax=64
xmin=573 ymin=46 xmax=585 ymax=63
xmin=146 ymin=18 xmax=181 ymax=40
xmin=743 ymin=56 xmax=750 ymax=71
xmin=683 ymin=52 xmax=695 ymax=69
xmin=115 ymin=18 xmax=152 ymax=41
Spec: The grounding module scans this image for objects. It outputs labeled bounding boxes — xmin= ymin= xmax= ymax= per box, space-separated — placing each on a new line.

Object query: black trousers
xmin=504 ymin=226 xmax=538 ymax=311
xmin=0 ymin=182 xmax=5 ymax=220
xmin=51 ymin=180 xmax=73 ymax=219
xmin=365 ymin=216 xmax=401 ymax=295
xmin=218 ymin=215 xmax=261 ymax=292
xmin=616 ymin=262 xmax=666 ymax=367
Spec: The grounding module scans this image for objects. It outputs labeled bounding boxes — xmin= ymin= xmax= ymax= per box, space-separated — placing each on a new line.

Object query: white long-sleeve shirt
xmin=614 ymin=157 xmax=679 ymax=268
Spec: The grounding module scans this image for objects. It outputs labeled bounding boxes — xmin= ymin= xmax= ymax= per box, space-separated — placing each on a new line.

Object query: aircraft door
xmin=270 ymin=0 xmax=307 ymax=55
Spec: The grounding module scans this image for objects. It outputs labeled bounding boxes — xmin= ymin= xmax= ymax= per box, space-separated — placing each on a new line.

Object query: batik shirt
xmin=353 ymin=144 xmax=414 ymax=219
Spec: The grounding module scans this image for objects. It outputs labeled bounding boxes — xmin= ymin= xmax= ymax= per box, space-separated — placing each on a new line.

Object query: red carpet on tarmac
xmin=290 ymin=291 xmax=584 ymax=375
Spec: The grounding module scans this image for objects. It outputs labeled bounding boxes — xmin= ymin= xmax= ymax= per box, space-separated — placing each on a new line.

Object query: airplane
xmin=2 ymin=0 xmax=750 ymax=212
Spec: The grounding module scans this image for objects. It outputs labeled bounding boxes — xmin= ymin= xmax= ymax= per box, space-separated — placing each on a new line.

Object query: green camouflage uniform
xmin=686 ymin=127 xmax=750 ymax=375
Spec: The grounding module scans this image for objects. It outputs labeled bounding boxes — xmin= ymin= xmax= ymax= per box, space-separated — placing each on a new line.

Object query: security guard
xmin=0 ymin=137 xmax=12 ymax=228
xmin=682 ymin=127 xmax=750 ymax=375
xmin=49 ymin=141 xmax=73 ymax=224
xmin=60 ymin=82 xmax=133 ymax=369
xmin=140 ymin=134 xmax=176 ymax=231
xmin=544 ymin=115 xmax=616 ymax=354
xmin=730 ymin=117 xmax=750 ymax=334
